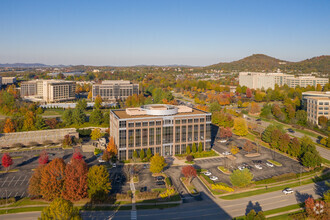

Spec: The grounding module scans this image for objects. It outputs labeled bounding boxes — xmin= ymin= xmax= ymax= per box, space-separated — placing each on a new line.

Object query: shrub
xmin=159 ymin=189 xmax=175 ymax=199
xmin=186 ymin=154 xmax=194 ymax=162
xmin=11 ymin=143 xmax=24 ymax=148
xmin=0 ymin=197 xmax=15 ymax=205
xmin=94 ymin=148 xmax=103 ymax=155
xmin=211 ymin=184 xmax=234 ymax=192
xmin=165 ymin=177 xmax=172 ymax=187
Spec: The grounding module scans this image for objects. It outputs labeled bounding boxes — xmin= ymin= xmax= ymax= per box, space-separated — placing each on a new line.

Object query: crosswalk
xmin=131 ymin=210 xmax=137 ymax=220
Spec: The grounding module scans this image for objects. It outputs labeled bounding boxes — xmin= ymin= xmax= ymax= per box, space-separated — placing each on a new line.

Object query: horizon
xmin=1 ymin=0 xmax=330 ymax=66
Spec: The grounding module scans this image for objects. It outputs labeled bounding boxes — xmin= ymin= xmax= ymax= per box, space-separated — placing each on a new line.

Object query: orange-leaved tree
xmin=40 ymin=158 xmax=66 ymax=201
xmin=3 ymin=118 xmax=15 ymax=133
xmin=107 ymin=136 xmax=118 ymax=156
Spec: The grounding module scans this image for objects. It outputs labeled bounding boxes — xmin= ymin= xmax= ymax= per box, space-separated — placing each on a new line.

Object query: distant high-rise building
xmin=20 ymin=80 xmax=76 ymax=103
xmin=1 ymin=77 xmax=16 ymax=86
xmin=110 ymin=104 xmax=211 ymax=160
xmin=92 ymin=80 xmax=139 ymax=101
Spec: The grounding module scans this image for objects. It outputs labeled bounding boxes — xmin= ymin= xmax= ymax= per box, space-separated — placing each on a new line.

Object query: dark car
xmin=287 ymin=128 xmax=295 ymax=133
xmin=256 ymin=119 xmax=261 ymax=121
xmin=156 ymin=181 xmax=165 ymax=186
xmin=155 ymin=176 xmax=165 ymax=181
xmin=140 ymin=187 xmax=147 ymax=192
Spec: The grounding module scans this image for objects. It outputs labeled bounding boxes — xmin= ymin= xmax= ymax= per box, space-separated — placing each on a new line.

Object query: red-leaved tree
xmin=38 ymin=150 xmax=49 ymax=165
xmin=182 ymin=165 xmax=197 ymax=183
xmin=220 ymin=128 xmax=232 ymax=140
xmin=62 ymin=158 xmax=88 ymax=201
xmin=2 ymin=153 xmax=13 ymax=172
xmin=305 ymin=197 xmax=327 ymax=218
xmin=246 ymin=88 xmax=252 ymax=98
xmin=72 ymin=148 xmax=83 ymax=161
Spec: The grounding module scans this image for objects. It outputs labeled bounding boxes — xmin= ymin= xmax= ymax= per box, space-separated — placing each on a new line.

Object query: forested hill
xmin=207 ymin=54 xmax=330 ymax=74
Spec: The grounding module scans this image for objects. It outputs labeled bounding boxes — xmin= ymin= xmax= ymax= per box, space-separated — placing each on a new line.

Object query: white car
xmin=238 ymin=166 xmax=245 ymax=171
xmin=218 ymin=139 xmax=227 ymax=143
xmin=282 ymin=188 xmax=294 ymax=195
xmin=266 ymin=162 xmax=274 ymax=167
xmin=204 ymin=171 xmax=212 ymax=176
xmin=254 ymin=164 xmax=262 ymax=169
xmin=222 ymin=151 xmax=231 ymax=156
xmin=210 ymin=176 xmax=218 ymax=181
xmin=98 ymin=159 xmax=106 ymax=163
xmin=112 ymin=163 xmax=117 ymax=168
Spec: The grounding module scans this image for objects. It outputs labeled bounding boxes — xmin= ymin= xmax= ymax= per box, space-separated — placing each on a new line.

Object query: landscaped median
xmin=267 ymin=159 xmax=282 ymax=167
xmin=217 ymin=166 xmax=232 ymax=175
xmin=180 ymin=177 xmax=199 ymax=196
xmin=197 ymin=172 xmax=233 ymax=196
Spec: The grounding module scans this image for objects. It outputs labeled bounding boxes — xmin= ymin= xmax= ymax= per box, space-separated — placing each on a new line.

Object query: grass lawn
xmin=180 ymin=177 xmax=198 ymax=195
xmin=217 ymin=166 xmax=232 ymax=174
xmin=41 ymin=109 xmax=64 ymax=116
xmin=263 ymin=203 xmax=302 ymax=216
xmin=136 ymin=204 xmax=179 ymax=210
xmin=0 ymin=207 xmax=44 ymax=215
xmin=175 ymin=150 xmax=218 ymax=160
xmin=12 ymin=156 xmax=23 ymax=159
xmin=7 ymin=198 xmax=49 ymax=208
xmin=0 ymin=169 xmax=19 ymax=174
xmin=267 ymin=159 xmax=282 ymax=167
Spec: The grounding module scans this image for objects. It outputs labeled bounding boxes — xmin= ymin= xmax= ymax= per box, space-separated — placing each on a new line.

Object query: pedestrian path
xmin=130 ymin=177 xmax=137 ymax=220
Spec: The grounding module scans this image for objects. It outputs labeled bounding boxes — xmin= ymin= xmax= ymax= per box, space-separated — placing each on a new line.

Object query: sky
xmin=0 ymin=0 xmax=329 ymax=66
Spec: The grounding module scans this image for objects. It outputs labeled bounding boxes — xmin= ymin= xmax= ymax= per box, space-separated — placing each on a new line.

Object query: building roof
xmin=307 ymin=96 xmax=330 ymax=101
xmin=111 ymin=105 xmax=209 ymax=119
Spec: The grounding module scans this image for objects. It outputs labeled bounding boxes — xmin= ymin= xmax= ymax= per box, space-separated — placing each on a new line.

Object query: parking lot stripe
xmin=14 ymin=192 xmax=19 ymax=197
xmin=13 ymin=176 xmax=21 ymax=187
xmin=20 ymin=175 xmax=27 ymax=186
xmin=21 ymin=192 xmax=25 ymax=197
xmin=8 ymin=176 xmax=15 ymax=187
xmin=1 ymin=177 xmax=8 ymax=187
xmin=8 ymin=192 xmax=12 ymax=198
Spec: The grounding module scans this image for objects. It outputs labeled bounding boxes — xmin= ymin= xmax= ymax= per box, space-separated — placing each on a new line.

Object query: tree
xmin=76 ymin=99 xmax=87 ymax=111
xmin=63 ymin=109 xmax=73 ymax=125
xmin=181 ymin=165 xmax=197 ymax=183
xmin=1 ymin=153 xmax=13 ymax=172
xmin=246 ymin=209 xmax=266 ymax=220
xmin=246 ymin=88 xmax=252 ymax=98
xmin=261 ymin=125 xmax=276 ymax=143
xmin=249 ymin=102 xmax=261 ymax=114
xmin=288 ymin=137 xmax=301 ymax=157
xmin=301 ymin=151 xmax=322 ymax=168
xmin=39 ymin=198 xmax=81 ymax=220
xmin=220 ymin=127 xmax=232 ymax=140
xmin=146 ymin=148 xmax=152 ymax=160
xmin=94 ymin=95 xmax=103 ymax=109
xmin=270 ymin=129 xmax=282 ymax=149
xmin=38 ymin=150 xmax=49 ymax=165
xmin=3 ymin=118 xmax=15 ymax=133
xmin=102 ymin=150 xmax=111 ymax=162
xmin=28 ymin=165 xmax=44 ymax=197
xmin=233 ymin=118 xmax=248 ymax=136
xmin=198 ymin=142 xmax=203 ymax=153
xmin=87 ymin=165 xmax=111 ymax=201
xmin=237 ymin=100 xmax=243 ymax=108
xmin=133 ymin=150 xmax=138 ymax=159
xmin=285 ymin=104 xmax=296 ymax=120
xmin=278 ymin=133 xmax=290 ymax=153
xmin=149 ymin=153 xmax=167 ymax=174
xmin=230 ymin=169 xmax=253 ymax=187
xmin=90 ymin=128 xmax=102 ymax=140
xmin=186 ymin=154 xmax=194 ymax=162
xmin=63 ymin=134 xmax=73 ymax=146
xmin=186 ymin=145 xmax=191 ymax=154
xmin=45 ymin=118 xmax=58 ymax=129
xmin=107 ymin=136 xmax=118 ymax=156
xmin=305 ymin=197 xmax=327 ymax=219
xmin=40 ymin=158 xmax=66 ymax=201
xmin=23 ymin=111 xmax=36 ymax=131
xmin=62 ymin=159 xmax=88 ymax=201
xmin=72 ymin=107 xmax=86 ymax=125
xmin=192 ymin=143 xmax=197 ymax=153
xmin=72 ymin=148 xmax=83 ymax=161
xmin=243 ymin=140 xmax=253 ymax=154
xmin=295 ymin=110 xmax=307 ymax=125
xmin=89 ymin=108 xmax=103 ymax=125
xmin=35 ymin=116 xmax=47 ymax=130
xmin=318 ymin=116 xmax=328 ymax=129
xmin=140 ymin=149 xmax=145 ymax=160
xmin=230 ymin=146 xmax=240 ymax=155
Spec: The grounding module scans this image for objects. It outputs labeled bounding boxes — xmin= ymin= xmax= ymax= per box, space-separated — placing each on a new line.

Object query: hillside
xmin=207 ymin=54 xmax=330 ymax=74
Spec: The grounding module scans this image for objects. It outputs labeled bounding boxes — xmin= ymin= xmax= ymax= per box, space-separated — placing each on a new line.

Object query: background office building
xmin=301 ymin=91 xmax=330 ymax=109
xmin=110 ymin=104 xmax=212 ymax=160
xmin=92 ymin=80 xmax=139 ymax=101
xmin=239 ymin=72 xmax=329 ymax=90
xmin=1 ymin=77 xmax=16 ymax=86
xmin=306 ymin=97 xmax=330 ymax=125
xmin=21 ymin=80 xmax=76 ymax=103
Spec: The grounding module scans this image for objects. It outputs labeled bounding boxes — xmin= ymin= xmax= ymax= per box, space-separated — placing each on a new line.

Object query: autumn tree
xmin=87 ymin=165 xmax=111 ymax=201
xmin=230 ymin=146 xmax=240 ymax=155
xmin=40 ymin=158 xmax=66 ymax=201
xmin=288 ymin=137 xmax=301 ymax=157
xmin=305 ymin=197 xmax=327 ymax=219
xmin=28 ymin=165 xmax=45 ymax=197
xmin=63 ymin=135 xmax=73 ymax=146
xmin=39 ymin=197 xmax=81 ymax=220
xmin=3 ymin=118 xmax=15 ymax=133
xmin=91 ymin=128 xmax=102 ymax=140
xmin=246 ymin=88 xmax=252 ymax=98
xmin=233 ymin=118 xmax=248 ymax=136
xmin=278 ymin=133 xmax=290 ymax=153
xmin=243 ymin=140 xmax=253 ymax=154
xmin=1 ymin=153 xmax=13 ymax=172
xmin=150 ymin=153 xmax=167 ymax=174
xmin=219 ymin=127 xmax=232 ymax=140
xmin=249 ymin=102 xmax=261 ymax=114
xmin=62 ymin=159 xmax=88 ymax=201
xmin=72 ymin=148 xmax=83 ymax=161
xmin=230 ymin=169 xmax=253 ymax=187
xmin=38 ymin=150 xmax=49 ymax=165
xmin=94 ymin=95 xmax=103 ymax=109
xmin=23 ymin=111 xmax=36 ymax=131
xmin=182 ymin=165 xmax=197 ymax=183
xmin=45 ymin=118 xmax=58 ymax=129
xmin=107 ymin=136 xmax=118 ymax=156
xmin=318 ymin=116 xmax=328 ymax=129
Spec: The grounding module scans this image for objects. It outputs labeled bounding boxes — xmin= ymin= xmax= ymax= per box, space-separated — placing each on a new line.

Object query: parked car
xmin=140 ymin=187 xmax=147 ymax=192
xmin=155 ymin=176 xmax=165 ymax=181
xmin=287 ymin=128 xmax=295 ymax=133
xmin=218 ymin=139 xmax=227 ymax=143
xmin=112 ymin=163 xmax=117 ymax=168
xmin=282 ymin=188 xmax=294 ymax=195
xmin=266 ymin=162 xmax=274 ymax=167
xmin=203 ymin=171 xmax=212 ymax=176
xmin=156 ymin=181 xmax=165 ymax=186
xmin=238 ymin=166 xmax=245 ymax=171
xmin=254 ymin=164 xmax=262 ymax=169
xmin=222 ymin=151 xmax=231 ymax=156
xmin=256 ymin=119 xmax=261 ymax=121
xmin=210 ymin=176 xmax=218 ymax=181
xmin=98 ymin=159 xmax=106 ymax=163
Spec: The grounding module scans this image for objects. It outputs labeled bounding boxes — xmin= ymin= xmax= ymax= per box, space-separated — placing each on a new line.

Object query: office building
xmin=306 ymin=97 xmax=330 ymax=125
xmin=92 ymin=80 xmax=139 ymax=101
xmin=239 ymin=72 xmax=329 ymax=90
xmin=20 ymin=80 xmax=76 ymax=103
xmin=302 ymin=91 xmax=330 ymax=109
xmin=110 ymin=104 xmax=212 ymax=160
xmin=1 ymin=77 xmax=16 ymax=85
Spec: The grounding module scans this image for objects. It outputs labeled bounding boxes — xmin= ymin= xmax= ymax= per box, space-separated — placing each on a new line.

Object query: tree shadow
xmin=16 ymin=156 xmax=38 ymax=167
xmin=295 ymin=191 xmax=313 ymax=206
xmin=245 ymin=201 xmax=262 ymax=215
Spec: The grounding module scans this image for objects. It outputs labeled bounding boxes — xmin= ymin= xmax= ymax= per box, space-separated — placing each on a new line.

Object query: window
xmin=156 ymin=120 xmax=162 ymax=126
xmin=320 ymin=102 xmax=324 ymax=105
xmin=206 ymin=115 xmax=211 ymax=122
xmin=206 ymin=124 xmax=211 ymax=140
xmin=175 ymin=145 xmax=180 ymax=155
xmin=194 ymin=125 xmax=199 ymax=141
xmin=149 ymin=128 xmax=155 ymax=145
xmin=156 ymin=127 xmax=161 ymax=145
xmin=194 ymin=118 xmax=199 ymax=123
xmin=200 ymin=118 xmax=205 ymax=122
xmin=128 ymin=122 xmax=134 ymax=128
xmin=119 ymin=121 xmax=126 ymax=128
xmin=319 ymin=107 xmax=324 ymax=110
xmin=119 ymin=130 xmax=126 ymax=148
xmin=182 ymin=119 xmax=187 ymax=124
xmin=142 ymin=128 xmax=148 ymax=146
xmin=119 ymin=150 xmax=126 ymax=160
xmin=142 ymin=122 xmax=148 ymax=127
xmin=175 ymin=126 xmax=180 ymax=142
xmin=181 ymin=126 xmax=186 ymax=142
xmin=200 ymin=124 xmax=204 ymax=140
xmin=135 ymin=129 xmax=141 ymax=147
xmin=128 ymin=130 xmax=134 ymax=147
xmin=181 ymin=144 xmax=186 ymax=154
xmin=188 ymin=125 xmax=193 ymax=141
xmin=175 ymin=119 xmax=181 ymax=124
xmin=149 ymin=121 xmax=155 ymax=126
xmin=135 ymin=122 xmax=141 ymax=127
xmin=128 ymin=150 xmax=133 ymax=159
xmin=162 ymin=126 xmax=173 ymax=144
xmin=188 ymin=119 xmax=193 ymax=123
xmin=164 ymin=119 xmax=172 ymax=125
xmin=156 ymin=147 xmax=161 ymax=154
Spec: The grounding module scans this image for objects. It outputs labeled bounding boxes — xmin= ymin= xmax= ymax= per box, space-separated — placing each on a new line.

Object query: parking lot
xmin=135 ymin=165 xmax=166 ymax=192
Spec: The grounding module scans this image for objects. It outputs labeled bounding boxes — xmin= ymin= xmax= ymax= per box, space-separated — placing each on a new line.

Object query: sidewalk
xmin=265 ymin=208 xmax=303 ymax=218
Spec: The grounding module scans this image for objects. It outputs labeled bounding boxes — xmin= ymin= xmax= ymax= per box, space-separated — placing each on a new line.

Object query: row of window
xmin=119 ymin=117 xmax=210 ymax=128
xmin=119 ymin=124 xmax=211 ymax=148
